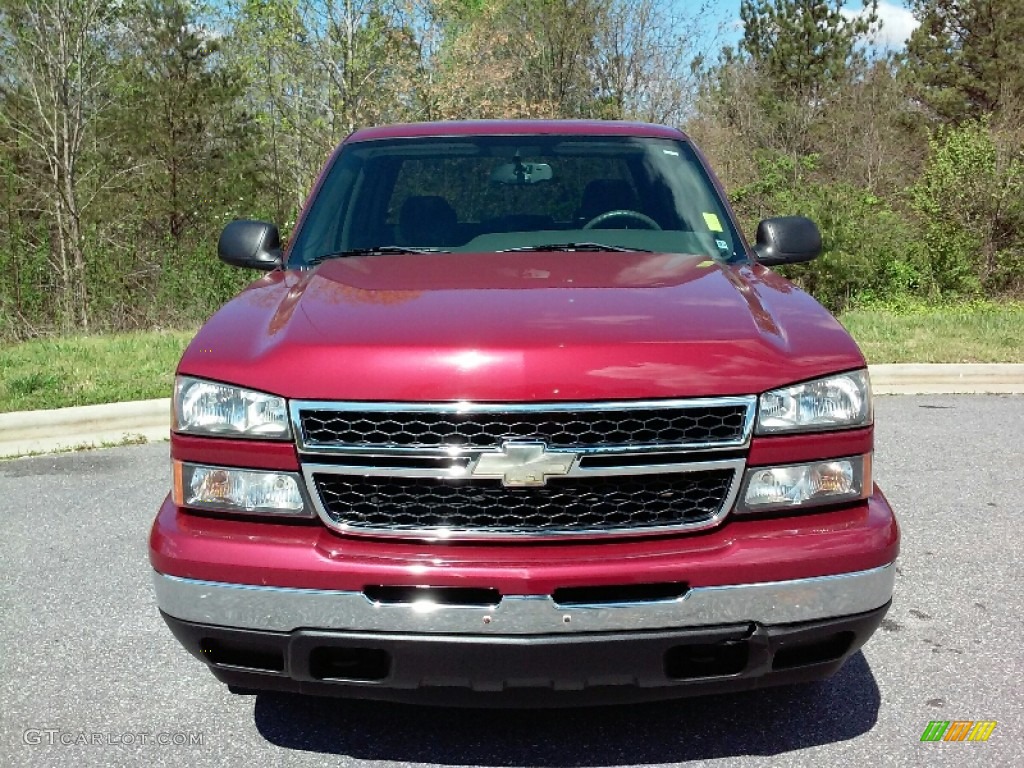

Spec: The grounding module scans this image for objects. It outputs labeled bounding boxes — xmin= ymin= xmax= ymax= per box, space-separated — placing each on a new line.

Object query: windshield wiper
xmin=496 ymin=242 xmax=651 ymax=253
xmin=308 ymin=246 xmax=448 ymax=265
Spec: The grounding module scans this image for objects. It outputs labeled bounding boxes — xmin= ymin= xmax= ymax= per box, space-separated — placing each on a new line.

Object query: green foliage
xmin=904 ymin=0 xmax=1024 ymax=123
xmin=0 ymin=0 xmax=1022 ymax=345
xmin=717 ymin=2 xmax=889 ymax=163
xmin=724 ymin=120 xmax=1024 ymax=312
xmin=121 ymin=1 xmax=255 ymax=243
xmin=740 ymin=0 xmax=878 ymax=98
xmin=0 ymin=0 xmax=270 ymax=340
xmin=732 ymin=151 xmax=931 ymax=312
xmin=699 ymin=1 xmax=1023 ymax=313
xmin=910 ymin=119 xmax=1024 ymax=295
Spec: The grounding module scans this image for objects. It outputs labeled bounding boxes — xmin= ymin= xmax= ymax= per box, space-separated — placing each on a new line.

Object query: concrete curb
xmin=869 ymin=364 xmax=1024 ymax=395
xmin=0 ymin=399 xmax=170 ymax=458
xmin=1 ymin=364 xmax=1022 ymax=458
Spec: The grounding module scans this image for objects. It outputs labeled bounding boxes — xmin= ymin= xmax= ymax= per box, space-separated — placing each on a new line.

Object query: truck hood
xmin=179 ymin=251 xmax=865 ymax=400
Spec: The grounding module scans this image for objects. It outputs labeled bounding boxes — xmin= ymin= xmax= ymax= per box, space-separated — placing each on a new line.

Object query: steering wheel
xmin=582 ymin=209 xmax=661 ymax=230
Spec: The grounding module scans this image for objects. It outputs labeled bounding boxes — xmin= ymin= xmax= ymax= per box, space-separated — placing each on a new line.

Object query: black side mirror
xmin=218 ymin=220 xmax=283 ymax=270
xmin=753 ymin=216 xmax=822 ymax=266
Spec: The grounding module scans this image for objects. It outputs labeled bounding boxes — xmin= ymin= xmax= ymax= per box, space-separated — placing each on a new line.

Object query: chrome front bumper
xmin=153 ymin=563 xmax=895 ymax=635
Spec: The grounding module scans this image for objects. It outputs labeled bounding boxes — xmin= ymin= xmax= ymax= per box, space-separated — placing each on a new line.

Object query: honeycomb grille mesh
xmin=299 ymin=404 xmax=749 ymax=450
xmin=313 ymin=470 xmax=735 ymax=535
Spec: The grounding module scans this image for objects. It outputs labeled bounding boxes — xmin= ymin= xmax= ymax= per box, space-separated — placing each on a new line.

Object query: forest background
xmin=0 ymin=0 xmax=1021 ymax=345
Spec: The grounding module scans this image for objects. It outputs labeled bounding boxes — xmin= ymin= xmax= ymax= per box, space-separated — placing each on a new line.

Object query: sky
xmin=697 ymin=0 xmax=921 ymax=56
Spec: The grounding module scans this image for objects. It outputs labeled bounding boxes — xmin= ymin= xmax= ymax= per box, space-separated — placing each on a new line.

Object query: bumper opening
xmin=198 ymin=638 xmax=284 ymax=673
xmin=553 ymin=581 xmax=689 ymax=606
xmin=310 ymin=646 xmax=391 ymax=682
xmin=772 ymin=631 xmax=854 ymax=670
xmin=664 ymin=640 xmax=749 ymax=679
xmin=362 ymin=585 xmax=500 ymax=606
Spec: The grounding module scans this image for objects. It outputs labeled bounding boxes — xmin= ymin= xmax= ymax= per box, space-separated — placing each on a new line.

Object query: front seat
xmin=398 ymin=195 xmax=457 ymax=247
xmin=576 ymin=179 xmax=639 ymax=224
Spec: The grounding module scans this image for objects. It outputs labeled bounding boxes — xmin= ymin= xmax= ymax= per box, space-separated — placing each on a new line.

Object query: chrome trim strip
xmin=302 ymin=456 xmax=743 ymax=480
xmin=293 ymin=396 xmax=758 ymax=413
xmin=301 ymin=458 xmax=745 ymax=540
xmin=153 ymin=563 xmax=895 ymax=635
xmin=289 ymin=397 xmax=758 ymax=455
xmin=294 ymin=442 xmax=747 ymax=458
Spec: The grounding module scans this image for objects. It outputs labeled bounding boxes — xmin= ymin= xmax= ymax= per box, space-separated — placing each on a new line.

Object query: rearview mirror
xmin=753 ymin=216 xmax=822 ymax=266
xmin=218 ymin=220 xmax=283 ymax=270
xmin=490 ymin=162 xmax=553 ymax=185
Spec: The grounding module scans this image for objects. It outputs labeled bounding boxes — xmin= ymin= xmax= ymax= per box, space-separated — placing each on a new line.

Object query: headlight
xmin=174 ymin=376 xmax=290 ymax=438
xmin=756 ymin=370 xmax=871 ymax=434
xmin=172 ymin=461 xmax=313 ymax=517
xmin=736 ymin=455 xmax=870 ymax=513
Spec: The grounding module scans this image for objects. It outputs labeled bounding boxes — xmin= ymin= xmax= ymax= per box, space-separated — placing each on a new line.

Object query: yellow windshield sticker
xmin=702 ymin=212 xmax=723 ymax=232
xmin=696 ymin=260 xmax=714 ymax=268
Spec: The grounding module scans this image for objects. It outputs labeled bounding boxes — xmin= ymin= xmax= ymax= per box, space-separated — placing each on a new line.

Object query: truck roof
xmin=346 ymin=119 xmax=688 ymax=143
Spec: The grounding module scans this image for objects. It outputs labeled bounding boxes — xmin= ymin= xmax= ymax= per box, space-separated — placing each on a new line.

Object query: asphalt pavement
xmin=1 ymin=395 xmax=1022 ymax=767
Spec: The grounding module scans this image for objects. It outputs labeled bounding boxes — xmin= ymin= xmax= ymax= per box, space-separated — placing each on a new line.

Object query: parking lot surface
xmin=1 ymin=395 xmax=1021 ymax=767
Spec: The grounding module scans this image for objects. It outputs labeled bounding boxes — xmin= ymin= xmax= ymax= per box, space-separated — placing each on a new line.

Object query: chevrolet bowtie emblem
xmin=471 ymin=442 xmax=577 ymax=487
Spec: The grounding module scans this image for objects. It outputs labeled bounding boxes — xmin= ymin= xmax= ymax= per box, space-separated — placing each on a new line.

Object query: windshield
xmin=288 ymin=135 xmax=744 ymax=266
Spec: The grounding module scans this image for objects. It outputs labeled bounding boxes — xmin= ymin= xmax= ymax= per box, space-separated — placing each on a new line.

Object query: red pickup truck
xmin=150 ymin=120 xmax=898 ymax=706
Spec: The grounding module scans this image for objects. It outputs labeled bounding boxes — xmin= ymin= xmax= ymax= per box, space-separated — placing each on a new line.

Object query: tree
xmin=422 ymin=0 xmax=702 ymax=123
xmin=124 ymin=1 xmax=253 ymax=244
xmin=740 ymin=0 xmax=879 ymax=100
xmin=911 ymin=119 xmax=1024 ymax=294
xmin=711 ymin=1 xmax=884 ymax=161
xmin=228 ymin=0 xmax=422 ymax=212
xmin=427 ymin=0 xmax=604 ymax=118
xmin=0 ymin=0 xmax=1016 ymax=338
xmin=904 ymin=0 xmax=1024 ymax=123
xmin=0 ymin=0 xmax=125 ymax=330
xmin=816 ymin=58 xmax=927 ymax=195
xmin=592 ymin=0 xmax=703 ymax=124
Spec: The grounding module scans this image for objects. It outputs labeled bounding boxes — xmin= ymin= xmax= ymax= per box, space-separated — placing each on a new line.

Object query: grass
xmin=1 ymin=301 xmax=1022 ymax=413
xmin=0 ymin=331 xmax=194 ymax=413
xmin=839 ymin=300 xmax=1024 ymax=364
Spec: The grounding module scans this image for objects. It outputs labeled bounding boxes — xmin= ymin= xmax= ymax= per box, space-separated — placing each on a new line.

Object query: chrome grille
xmin=295 ymin=398 xmax=754 ymax=453
xmin=292 ymin=397 xmax=754 ymax=539
xmin=313 ymin=470 xmax=736 ymax=536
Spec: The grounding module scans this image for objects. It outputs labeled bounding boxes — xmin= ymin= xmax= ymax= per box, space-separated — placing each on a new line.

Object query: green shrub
xmin=910 ymin=118 xmax=1024 ymax=295
xmin=732 ymin=152 xmax=933 ymax=312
